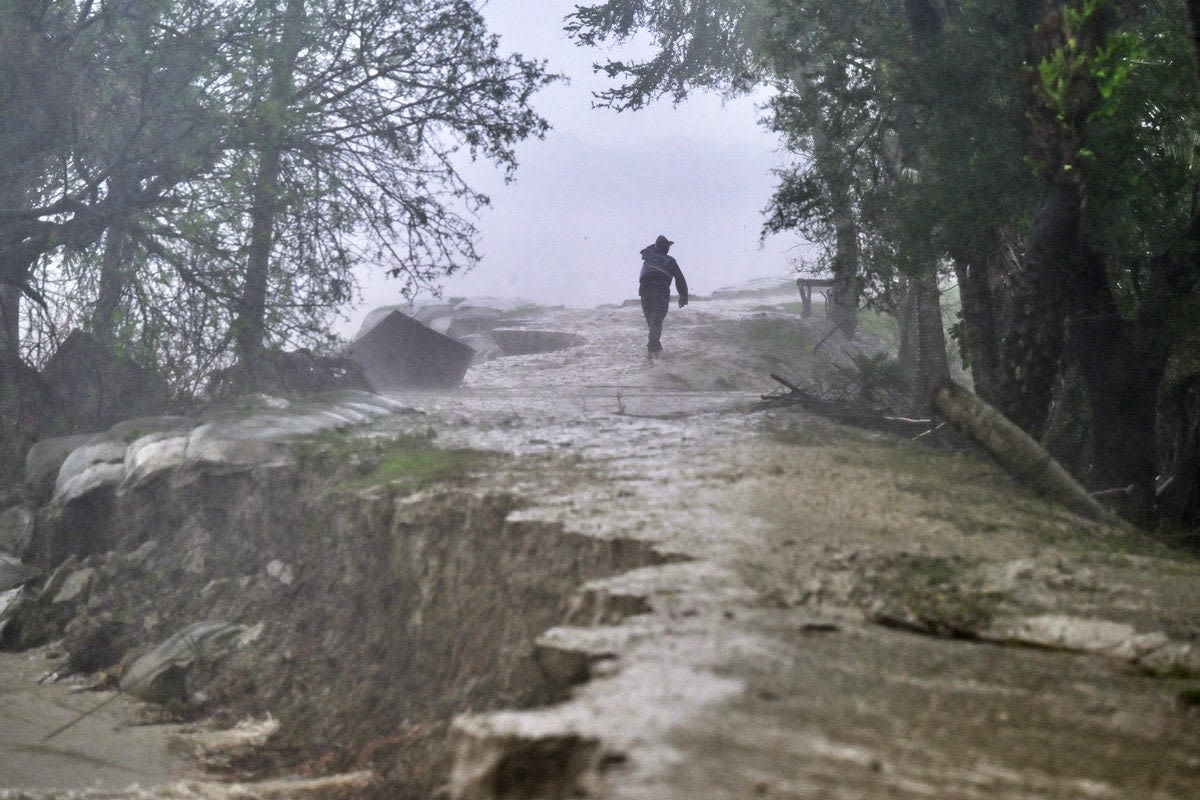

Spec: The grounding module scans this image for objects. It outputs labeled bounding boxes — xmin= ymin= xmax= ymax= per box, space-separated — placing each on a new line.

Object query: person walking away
xmin=638 ymin=235 xmax=688 ymax=356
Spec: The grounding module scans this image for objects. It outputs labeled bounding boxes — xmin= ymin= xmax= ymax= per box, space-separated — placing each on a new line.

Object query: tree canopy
xmin=569 ymin=0 xmax=1200 ymax=528
xmin=0 ymin=0 xmax=556 ymax=389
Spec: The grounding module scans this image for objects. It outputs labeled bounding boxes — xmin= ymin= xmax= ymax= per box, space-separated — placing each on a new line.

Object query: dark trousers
xmin=641 ymin=293 xmax=669 ymax=353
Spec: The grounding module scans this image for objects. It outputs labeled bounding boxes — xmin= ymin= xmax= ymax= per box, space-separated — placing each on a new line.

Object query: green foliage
xmin=856 ymin=554 xmax=997 ymax=637
xmin=1036 ymin=6 xmax=1136 ymax=116
xmin=3 ymin=0 xmax=558 ymax=396
xmin=571 ymin=0 xmax=1200 ymax=528
xmin=1176 ymin=687 xmax=1200 ymax=712
xmin=771 ymin=301 xmax=807 ymax=316
xmin=832 ymin=351 xmax=907 ymax=405
xmin=565 ymin=0 xmax=761 ymax=109
xmin=297 ymin=428 xmax=492 ymax=495
xmin=342 ymin=445 xmax=486 ymax=494
xmin=747 ymin=317 xmax=797 ymax=345
xmin=1029 ymin=0 xmax=1147 ymax=174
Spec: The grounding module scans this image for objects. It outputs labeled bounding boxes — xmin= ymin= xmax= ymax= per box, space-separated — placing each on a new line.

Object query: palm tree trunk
xmin=933 ymin=378 xmax=1111 ymax=522
xmin=997 ymin=181 xmax=1082 ymax=438
xmin=953 ymin=230 xmax=1016 ymax=405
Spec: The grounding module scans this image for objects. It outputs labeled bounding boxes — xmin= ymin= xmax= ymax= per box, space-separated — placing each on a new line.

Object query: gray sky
xmin=343 ymin=1 xmax=811 ymax=331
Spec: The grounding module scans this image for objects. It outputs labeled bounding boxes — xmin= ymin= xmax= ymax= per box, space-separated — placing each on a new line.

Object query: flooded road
xmin=0 ymin=647 xmax=186 ymax=793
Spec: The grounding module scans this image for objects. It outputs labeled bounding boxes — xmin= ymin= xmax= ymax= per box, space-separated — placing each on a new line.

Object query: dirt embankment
xmin=3 ymin=436 xmax=674 ymax=798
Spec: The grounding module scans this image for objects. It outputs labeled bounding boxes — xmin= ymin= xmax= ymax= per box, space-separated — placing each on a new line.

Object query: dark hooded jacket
xmin=638 ymin=240 xmax=688 ymax=303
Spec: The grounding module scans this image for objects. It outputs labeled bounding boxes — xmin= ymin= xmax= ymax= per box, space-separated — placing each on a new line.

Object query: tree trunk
xmin=91 ymin=167 xmax=135 ymax=343
xmin=1159 ymin=377 xmax=1200 ymax=527
xmin=997 ymin=181 xmax=1082 ymax=438
xmin=829 ymin=206 xmax=860 ymax=339
xmin=0 ymin=280 xmax=18 ymax=369
xmin=1186 ymin=0 xmax=1200 ymax=79
xmin=235 ymin=0 xmax=306 ymax=370
xmin=889 ymin=0 xmax=950 ymax=411
xmin=810 ymin=117 xmax=860 ymax=340
xmin=92 ymin=229 xmax=131 ymax=343
xmin=932 ymin=378 xmax=1112 ymax=523
xmin=912 ymin=266 xmax=950 ymax=409
xmin=237 ymin=146 xmax=285 ymax=370
xmin=953 ymin=230 xmax=1015 ymax=405
xmin=1066 ymin=247 xmax=1169 ymax=526
xmin=0 ymin=164 xmax=29 ymax=369
xmin=897 ymin=276 xmax=917 ymax=395
xmin=896 ymin=267 xmax=950 ymax=413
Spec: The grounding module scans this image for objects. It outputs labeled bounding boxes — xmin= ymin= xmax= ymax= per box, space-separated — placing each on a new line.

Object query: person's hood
xmin=641 ymin=236 xmax=674 ymax=258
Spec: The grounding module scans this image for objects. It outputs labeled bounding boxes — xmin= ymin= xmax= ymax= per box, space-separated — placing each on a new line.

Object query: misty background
xmin=340 ymin=0 xmax=813 ymax=335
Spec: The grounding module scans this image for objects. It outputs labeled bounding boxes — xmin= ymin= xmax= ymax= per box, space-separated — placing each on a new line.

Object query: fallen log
xmin=769 ymin=372 xmax=803 ymax=394
xmin=931 ymin=378 xmax=1112 ymax=523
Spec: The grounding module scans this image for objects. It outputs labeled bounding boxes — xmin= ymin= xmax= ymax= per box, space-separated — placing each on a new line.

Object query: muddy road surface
xmin=428 ymin=287 xmax=1200 ymax=799
xmin=3 ymin=281 xmax=1200 ymax=798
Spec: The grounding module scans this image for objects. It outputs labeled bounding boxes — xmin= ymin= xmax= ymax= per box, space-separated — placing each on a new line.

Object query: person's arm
xmin=673 ymin=262 xmax=689 ymax=307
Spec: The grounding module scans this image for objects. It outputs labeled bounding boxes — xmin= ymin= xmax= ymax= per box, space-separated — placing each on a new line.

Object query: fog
xmin=340 ymin=0 xmax=812 ymax=335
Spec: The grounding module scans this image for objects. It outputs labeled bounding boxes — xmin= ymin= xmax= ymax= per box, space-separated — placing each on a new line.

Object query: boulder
xmin=51 ymin=566 xmax=95 ymax=605
xmin=458 ymin=333 xmax=504 ymax=363
xmin=27 ymin=417 xmax=196 ymax=505
xmin=0 ymin=506 xmax=34 ymax=556
xmin=0 ymin=554 xmax=38 ymax=593
xmin=41 ymin=330 xmax=170 ymax=432
xmin=449 ymin=715 xmax=602 ymax=800
xmin=0 ymin=586 xmax=21 ymax=619
xmin=355 ymin=305 xmax=400 ymax=338
xmin=409 ymin=303 xmax=457 ymax=328
xmin=184 ymin=421 xmax=298 ymax=471
xmin=123 ymin=433 xmax=190 ymax=489
xmin=455 ymin=296 xmax=535 ymax=314
xmin=312 ymin=389 xmax=416 ymax=418
xmin=24 ymin=433 xmax=95 ymax=503
xmin=55 ymin=462 xmax=125 ymax=507
xmin=344 ymin=310 xmax=474 ymax=390
xmin=120 ymin=620 xmax=256 ymax=703
xmin=445 ymin=306 xmax=503 ymax=338
xmin=55 ymin=440 xmax=127 ymax=498
xmin=182 ymin=397 xmax=390 ymax=470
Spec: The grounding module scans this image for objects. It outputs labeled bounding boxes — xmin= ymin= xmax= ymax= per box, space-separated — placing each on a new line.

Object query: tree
xmin=165 ymin=0 xmax=557 ymax=375
xmin=0 ymin=0 xmax=236 ymax=365
xmin=569 ymin=0 xmax=961 ymax=407
xmin=234 ymin=0 xmax=308 ymax=370
xmin=569 ymin=0 xmax=1200 ymax=527
xmin=1 ymin=0 xmax=556 ymax=389
xmin=991 ymin=1 xmax=1200 ymax=523
xmin=0 ymin=0 xmax=556 ymax=500
xmin=570 ymin=1 xmax=874 ymax=338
